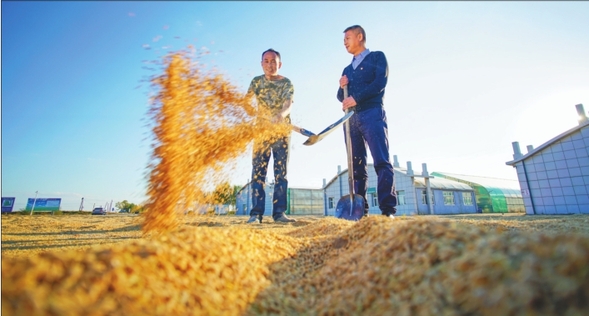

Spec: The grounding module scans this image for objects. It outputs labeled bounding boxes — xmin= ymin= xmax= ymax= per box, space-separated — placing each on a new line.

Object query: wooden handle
xmin=342 ymin=84 xmax=355 ymax=204
xmin=291 ymin=125 xmax=315 ymax=137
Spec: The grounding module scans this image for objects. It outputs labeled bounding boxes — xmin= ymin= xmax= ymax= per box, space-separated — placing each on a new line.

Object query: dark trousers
xmin=250 ymin=136 xmax=290 ymax=218
xmin=345 ymin=107 xmax=397 ymax=215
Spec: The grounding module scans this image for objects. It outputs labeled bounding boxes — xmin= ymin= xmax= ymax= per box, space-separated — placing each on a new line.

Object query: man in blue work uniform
xmin=337 ymin=25 xmax=397 ymax=218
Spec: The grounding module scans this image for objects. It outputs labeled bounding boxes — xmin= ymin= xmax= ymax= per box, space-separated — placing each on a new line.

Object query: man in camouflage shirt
xmin=246 ymin=48 xmax=296 ymax=224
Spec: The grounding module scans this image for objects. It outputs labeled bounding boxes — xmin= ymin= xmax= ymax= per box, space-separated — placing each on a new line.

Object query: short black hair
xmin=261 ymin=48 xmax=281 ymax=61
xmin=343 ymin=25 xmax=366 ymax=43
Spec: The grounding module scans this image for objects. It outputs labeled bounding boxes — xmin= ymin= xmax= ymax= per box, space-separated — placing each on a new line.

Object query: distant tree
xmin=231 ymin=185 xmax=242 ymax=206
xmin=115 ymin=200 xmax=135 ymax=212
xmin=115 ymin=200 xmax=128 ymax=210
xmin=130 ymin=203 xmax=143 ymax=214
xmin=211 ymin=182 xmax=239 ymax=205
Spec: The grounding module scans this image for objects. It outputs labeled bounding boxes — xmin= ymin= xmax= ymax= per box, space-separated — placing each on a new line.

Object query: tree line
xmin=116 ymin=182 xmax=242 ymax=213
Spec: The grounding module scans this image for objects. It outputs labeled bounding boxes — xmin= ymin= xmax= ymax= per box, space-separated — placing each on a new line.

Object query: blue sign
xmin=2 ymin=197 xmax=16 ymax=212
xmin=26 ymin=198 xmax=62 ymax=212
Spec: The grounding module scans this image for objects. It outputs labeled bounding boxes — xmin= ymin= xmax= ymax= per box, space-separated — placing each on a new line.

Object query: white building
xmin=506 ymin=104 xmax=589 ymax=214
xmin=323 ymin=157 xmax=477 ymax=216
xmin=235 ymin=156 xmax=517 ymax=217
xmin=432 ymin=172 xmax=524 ymax=213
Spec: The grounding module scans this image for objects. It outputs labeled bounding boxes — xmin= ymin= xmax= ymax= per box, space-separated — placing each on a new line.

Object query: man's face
xmin=261 ymin=51 xmax=281 ymax=77
xmin=344 ymin=30 xmax=363 ymax=55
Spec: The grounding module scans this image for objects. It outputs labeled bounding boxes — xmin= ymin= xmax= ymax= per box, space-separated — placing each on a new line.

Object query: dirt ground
xmin=3 ymin=213 xmax=589 ymax=258
xmin=2 ymin=213 xmax=589 ymax=315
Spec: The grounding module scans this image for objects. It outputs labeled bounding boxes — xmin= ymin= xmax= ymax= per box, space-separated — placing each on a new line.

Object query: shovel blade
xmin=303 ymin=135 xmax=319 ymax=146
xmin=298 ymin=128 xmax=315 ymax=137
xmin=335 ymin=194 xmax=365 ymax=221
xmin=303 ymin=111 xmax=354 ymax=146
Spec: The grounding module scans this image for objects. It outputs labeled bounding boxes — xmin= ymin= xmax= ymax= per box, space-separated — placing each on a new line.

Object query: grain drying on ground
xmin=2 ymin=213 xmax=589 ymax=315
xmin=5 ymin=46 xmax=588 ymax=315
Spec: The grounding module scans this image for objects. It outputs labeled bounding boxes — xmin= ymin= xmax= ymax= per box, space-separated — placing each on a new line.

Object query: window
xmin=328 ymin=197 xmax=334 ymax=209
xmin=396 ymin=190 xmax=406 ymax=205
xmin=421 ymin=190 xmax=431 ymax=204
xmin=421 ymin=190 xmax=435 ymax=205
xmin=443 ymin=191 xmax=455 ymax=205
xmin=371 ymin=194 xmax=379 ymax=207
xmin=462 ymin=192 xmax=473 ymax=206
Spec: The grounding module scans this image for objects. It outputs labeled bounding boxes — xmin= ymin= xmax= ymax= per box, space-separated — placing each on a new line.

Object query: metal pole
xmin=29 ymin=191 xmax=38 ymax=216
xmin=343 ymin=85 xmax=355 ymax=217
xmin=246 ymin=179 xmax=250 ymax=215
xmin=425 ymin=178 xmax=434 ymax=215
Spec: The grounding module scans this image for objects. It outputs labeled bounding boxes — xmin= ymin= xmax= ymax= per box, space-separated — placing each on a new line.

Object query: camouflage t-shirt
xmin=247 ymin=75 xmax=294 ymax=123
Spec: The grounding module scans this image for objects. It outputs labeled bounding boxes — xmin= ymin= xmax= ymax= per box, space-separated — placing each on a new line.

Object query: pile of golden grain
xmin=3 ymin=216 xmax=588 ymax=315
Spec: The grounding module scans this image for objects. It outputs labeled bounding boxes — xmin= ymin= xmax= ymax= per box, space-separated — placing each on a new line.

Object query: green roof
xmin=431 ymin=172 xmax=520 ymax=191
xmin=413 ymin=177 xmax=473 ymax=190
xmin=432 ymin=172 xmax=524 ymax=213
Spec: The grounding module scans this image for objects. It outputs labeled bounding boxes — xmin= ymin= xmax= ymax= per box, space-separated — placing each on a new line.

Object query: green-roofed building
xmin=235 ymin=182 xmax=325 ymax=216
xmin=431 ymin=172 xmax=524 ymax=213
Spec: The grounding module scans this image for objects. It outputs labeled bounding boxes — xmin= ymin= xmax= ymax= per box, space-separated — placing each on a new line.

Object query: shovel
xmin=291 ymin=125 xmax=316 ymax=137
xmin=303 ymin=111 xmax=354 ymax=146
xmin=293 ymin=112 xmax=354 ymax=146
xmin=335 ymin=85 xmax=365 ymax=220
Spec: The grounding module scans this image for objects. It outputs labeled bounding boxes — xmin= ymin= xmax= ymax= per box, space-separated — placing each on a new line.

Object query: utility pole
xmin=29 ymin=191 xmax=38 ymax=216
xmin=246 ymin=178 xmax=250 ymax=215
xmin=79 ymin=197 xmax=84 ymax=211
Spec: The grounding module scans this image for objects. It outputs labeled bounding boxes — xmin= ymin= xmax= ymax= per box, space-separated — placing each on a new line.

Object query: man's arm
xmin=273 ymin=80 xmax=294 ymax=122
xmin=273 ymin=98 xmax=292 ymax=123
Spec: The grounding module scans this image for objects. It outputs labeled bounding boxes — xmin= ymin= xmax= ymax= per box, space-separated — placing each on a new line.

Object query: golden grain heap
xmin=3 ymin=216 xmax=589 ymax=315
xmin=143 ymin=48 xmax=290 ymax=234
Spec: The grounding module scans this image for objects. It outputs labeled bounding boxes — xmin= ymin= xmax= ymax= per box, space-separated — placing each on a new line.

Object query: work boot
xmin=383 ymin=208 xmax=396 ymax=219
xmin=247 ymin=215 xmax=261 ymax=224
xmin=274 ymin=214 xmax=296 ymax=223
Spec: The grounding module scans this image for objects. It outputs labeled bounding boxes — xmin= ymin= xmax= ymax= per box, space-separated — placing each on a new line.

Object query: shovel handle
xmin=291 ymin=124 xmax=316 ymax=137
xmin=343 ymin=85 xmax=356 ymax=213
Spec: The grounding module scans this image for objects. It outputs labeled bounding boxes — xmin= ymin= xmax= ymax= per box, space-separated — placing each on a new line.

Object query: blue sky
xmin=2 ymin=1 xmax=589 ymax=211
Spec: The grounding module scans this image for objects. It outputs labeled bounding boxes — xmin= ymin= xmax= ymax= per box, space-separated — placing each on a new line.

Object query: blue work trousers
xmin=250 ymin=136 xmax=290 ymax=218
xmin=345 ymin=107 xmax=397 ymax=215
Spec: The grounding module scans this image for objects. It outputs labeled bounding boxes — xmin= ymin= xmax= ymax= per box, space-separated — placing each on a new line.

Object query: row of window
xmin=421 ymin=190 xmax=473 ymax=206
xmin=327 ymin=190 xmax=473 ymax=209
xmin=327 ymin=190 xmax=407 ymax=209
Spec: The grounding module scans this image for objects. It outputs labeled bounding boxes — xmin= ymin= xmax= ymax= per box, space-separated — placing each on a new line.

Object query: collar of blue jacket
xmin=351 ymin=49 xmax=371 ymax=70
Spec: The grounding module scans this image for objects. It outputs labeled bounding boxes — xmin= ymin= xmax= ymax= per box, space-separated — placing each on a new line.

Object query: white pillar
xmin=29 ymin=191 xmax=39 ymax=216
